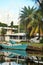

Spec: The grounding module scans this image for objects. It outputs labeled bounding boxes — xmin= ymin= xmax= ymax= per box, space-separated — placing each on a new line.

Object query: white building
xmin=5 ymin=33 xmax=26 ymax=42
xmin=0 ymin=27 xmax=26 ymax=42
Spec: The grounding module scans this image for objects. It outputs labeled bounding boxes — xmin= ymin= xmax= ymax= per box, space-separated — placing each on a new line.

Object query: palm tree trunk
xmin=38 ymin=22 xmax=40 ymax=40
xmin=25 ymin=22 xmax=27 ymax=41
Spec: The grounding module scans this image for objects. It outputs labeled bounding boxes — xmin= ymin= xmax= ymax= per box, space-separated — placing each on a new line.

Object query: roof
xmin=0 ymin=27 xmax=17 ymax=30
xmin=5 ymin=33 xmax=26 ymax=36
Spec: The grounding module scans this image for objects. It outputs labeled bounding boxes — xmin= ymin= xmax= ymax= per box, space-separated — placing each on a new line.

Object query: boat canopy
xmin=9 ymin=40 xmax=16 ymax=44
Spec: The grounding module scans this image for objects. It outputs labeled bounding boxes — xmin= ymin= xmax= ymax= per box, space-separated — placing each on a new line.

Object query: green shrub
xmin=40 ymin=38 xmax=43 ymax=43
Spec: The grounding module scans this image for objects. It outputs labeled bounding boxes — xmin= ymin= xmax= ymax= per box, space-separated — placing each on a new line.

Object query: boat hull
xmin=1 ymin=44 xmax=28 ymax=50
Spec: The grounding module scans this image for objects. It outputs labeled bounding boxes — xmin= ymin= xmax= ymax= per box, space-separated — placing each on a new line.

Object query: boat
xmin=28 ymin=56 xmax=43 ymax=64
xmin=29 ymin=37 xmax=39 ymax=43
xmin=0 ymin=40 xmax=28 ymax=50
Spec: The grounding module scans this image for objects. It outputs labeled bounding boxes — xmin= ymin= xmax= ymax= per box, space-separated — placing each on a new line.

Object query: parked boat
xmin=0 ymin=40 xmax=28 ymax=50
xmin=28 ymin=56 xmax=43 ymax=64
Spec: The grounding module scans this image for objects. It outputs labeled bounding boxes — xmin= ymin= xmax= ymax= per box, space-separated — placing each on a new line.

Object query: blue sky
xmin=0 ymin=0 xmax=35 ymax=25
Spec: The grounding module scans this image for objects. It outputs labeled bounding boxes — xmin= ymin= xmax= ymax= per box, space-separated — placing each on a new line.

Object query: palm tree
xmin=27 ymin=10 xmax=43 ymax=39
xmin=32 ymin=0 xmax=43 ymax=15
xmin=34 ymin=0 xmax=43 ymax=8
xmin=20 ymin=6 xmax=36 ymax=32
xmin=19 ymin=6 xmax=36 ymax=40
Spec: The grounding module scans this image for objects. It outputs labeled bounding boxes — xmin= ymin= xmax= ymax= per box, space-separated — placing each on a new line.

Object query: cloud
xmin=0 ymin=0 xmax=19 ymax=25
xmin=0 ymin=9 xmax=19 ymax=25
xmin=0 ymin=0 xmax=35 ymax=26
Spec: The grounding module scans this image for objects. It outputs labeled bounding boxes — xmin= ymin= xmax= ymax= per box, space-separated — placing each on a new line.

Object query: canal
xmin=0 ymin=49 xmax=43 ymax=65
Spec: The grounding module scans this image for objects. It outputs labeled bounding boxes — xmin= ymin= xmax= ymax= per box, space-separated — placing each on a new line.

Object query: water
xmin=0 ymin=49 xmax=43 ymax=65
xmin=0 ymin=62 xmax=21 ymax=65
xmin=0 ymin=41 xmax=31 ymax=65
xmin=0 ymin=49 xmax=27 ymax=57
xmin=0 ymin=49 xmax=28 ymax=65
xmin=0 ymin=41 xmax=43 ymax=65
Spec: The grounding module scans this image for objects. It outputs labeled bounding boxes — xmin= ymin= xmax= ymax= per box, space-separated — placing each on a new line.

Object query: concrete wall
xmin=5 ymin=36 xmax=10 ymax=41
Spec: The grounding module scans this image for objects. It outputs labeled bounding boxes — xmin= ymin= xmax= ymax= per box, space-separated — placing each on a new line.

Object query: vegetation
xmin=33 ymin=0 xmax=43 ymax=10
xmin=10 ymin=21 xmax=13 ymax=27
xmin=32 ymin=0 xmax=43 ymax=40
xmin=27 ymin=10 xmax=43 ymax=38
xmin=0 ymin=22 xmax=8 ymax=27
xmin=40 ymin=38 xmax=43 ymax=43
xmin=19 ymin=6 xmax=36 ymax=33
xmin=19 ymin=0 xmax=43 ymax=41
xmin=30 ymin=43 xmax=43 ymax=47
xmin=1 ymin=28 xmax=6 ymax=41
xmin=19 ymin=6 xmax=37 ymax=40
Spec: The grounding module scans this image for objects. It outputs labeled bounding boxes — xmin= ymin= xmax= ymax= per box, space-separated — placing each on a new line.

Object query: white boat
xmin=29 ymin=37 xmax=40 ymax=43
xmin=29 ymin=56 xmax=43 ymax=64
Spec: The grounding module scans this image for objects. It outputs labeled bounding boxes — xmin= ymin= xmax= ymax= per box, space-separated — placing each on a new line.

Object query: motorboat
xmin=0 ymin=40 xmax=28 ymax=50
xmin=29 ymin=37 xmax=40 ymax=43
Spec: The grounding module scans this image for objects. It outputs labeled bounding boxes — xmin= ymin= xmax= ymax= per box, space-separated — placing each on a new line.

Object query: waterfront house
xmin=6 ymin=33 xmax=26 ymax=42
xmin=0 ymin=27 xmax=26 ymax=42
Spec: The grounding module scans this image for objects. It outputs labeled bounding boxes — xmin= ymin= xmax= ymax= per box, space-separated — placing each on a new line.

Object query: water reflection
xmin=0 ymin=62 xmax=21 ymax=65
xmin=0 ymin=49 xmax=27 ymax=57
xmin=0 ymin=49 xmax=43 ymax=65
xmin=1 ymin=49 xmax=43 ymax=57
xmin=27 ymin=50 xmax=43 ymax=57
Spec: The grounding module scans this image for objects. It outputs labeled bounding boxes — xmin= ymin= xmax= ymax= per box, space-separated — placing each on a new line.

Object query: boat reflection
xmin=0 ymin=49 xmax=43 ymax=65
xmin=0 ymin=49 xmax=43 ymax=58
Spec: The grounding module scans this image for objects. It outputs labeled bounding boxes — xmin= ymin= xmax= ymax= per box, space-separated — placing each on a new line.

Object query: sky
xmin=0 ymin=0 xmax=35 ymax=25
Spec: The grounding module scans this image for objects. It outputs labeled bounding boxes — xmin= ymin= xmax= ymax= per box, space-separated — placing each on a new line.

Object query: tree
xmin=0 ymin=22 xmax=8 ymax=27
xmin=32 ymin=0 xmax=43 ymax=39
xmin=19 ymin=6 xmax=36 ymax=33
xmin=27 ymin=10 xmax=43 ymax=39
xmin=32 ymin=0 xmax=43 ymax=14
xmin=10 ymin=21 xmax=13 ymax=27
xmin=1 ymin=28 xmax=6 ymax=41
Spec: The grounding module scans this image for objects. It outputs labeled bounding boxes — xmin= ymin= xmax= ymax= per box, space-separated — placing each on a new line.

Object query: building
xmin=0 ymin=27 xmax=26 ymax=42
xmin=6 ymin=33 xmax=26 ymax=42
